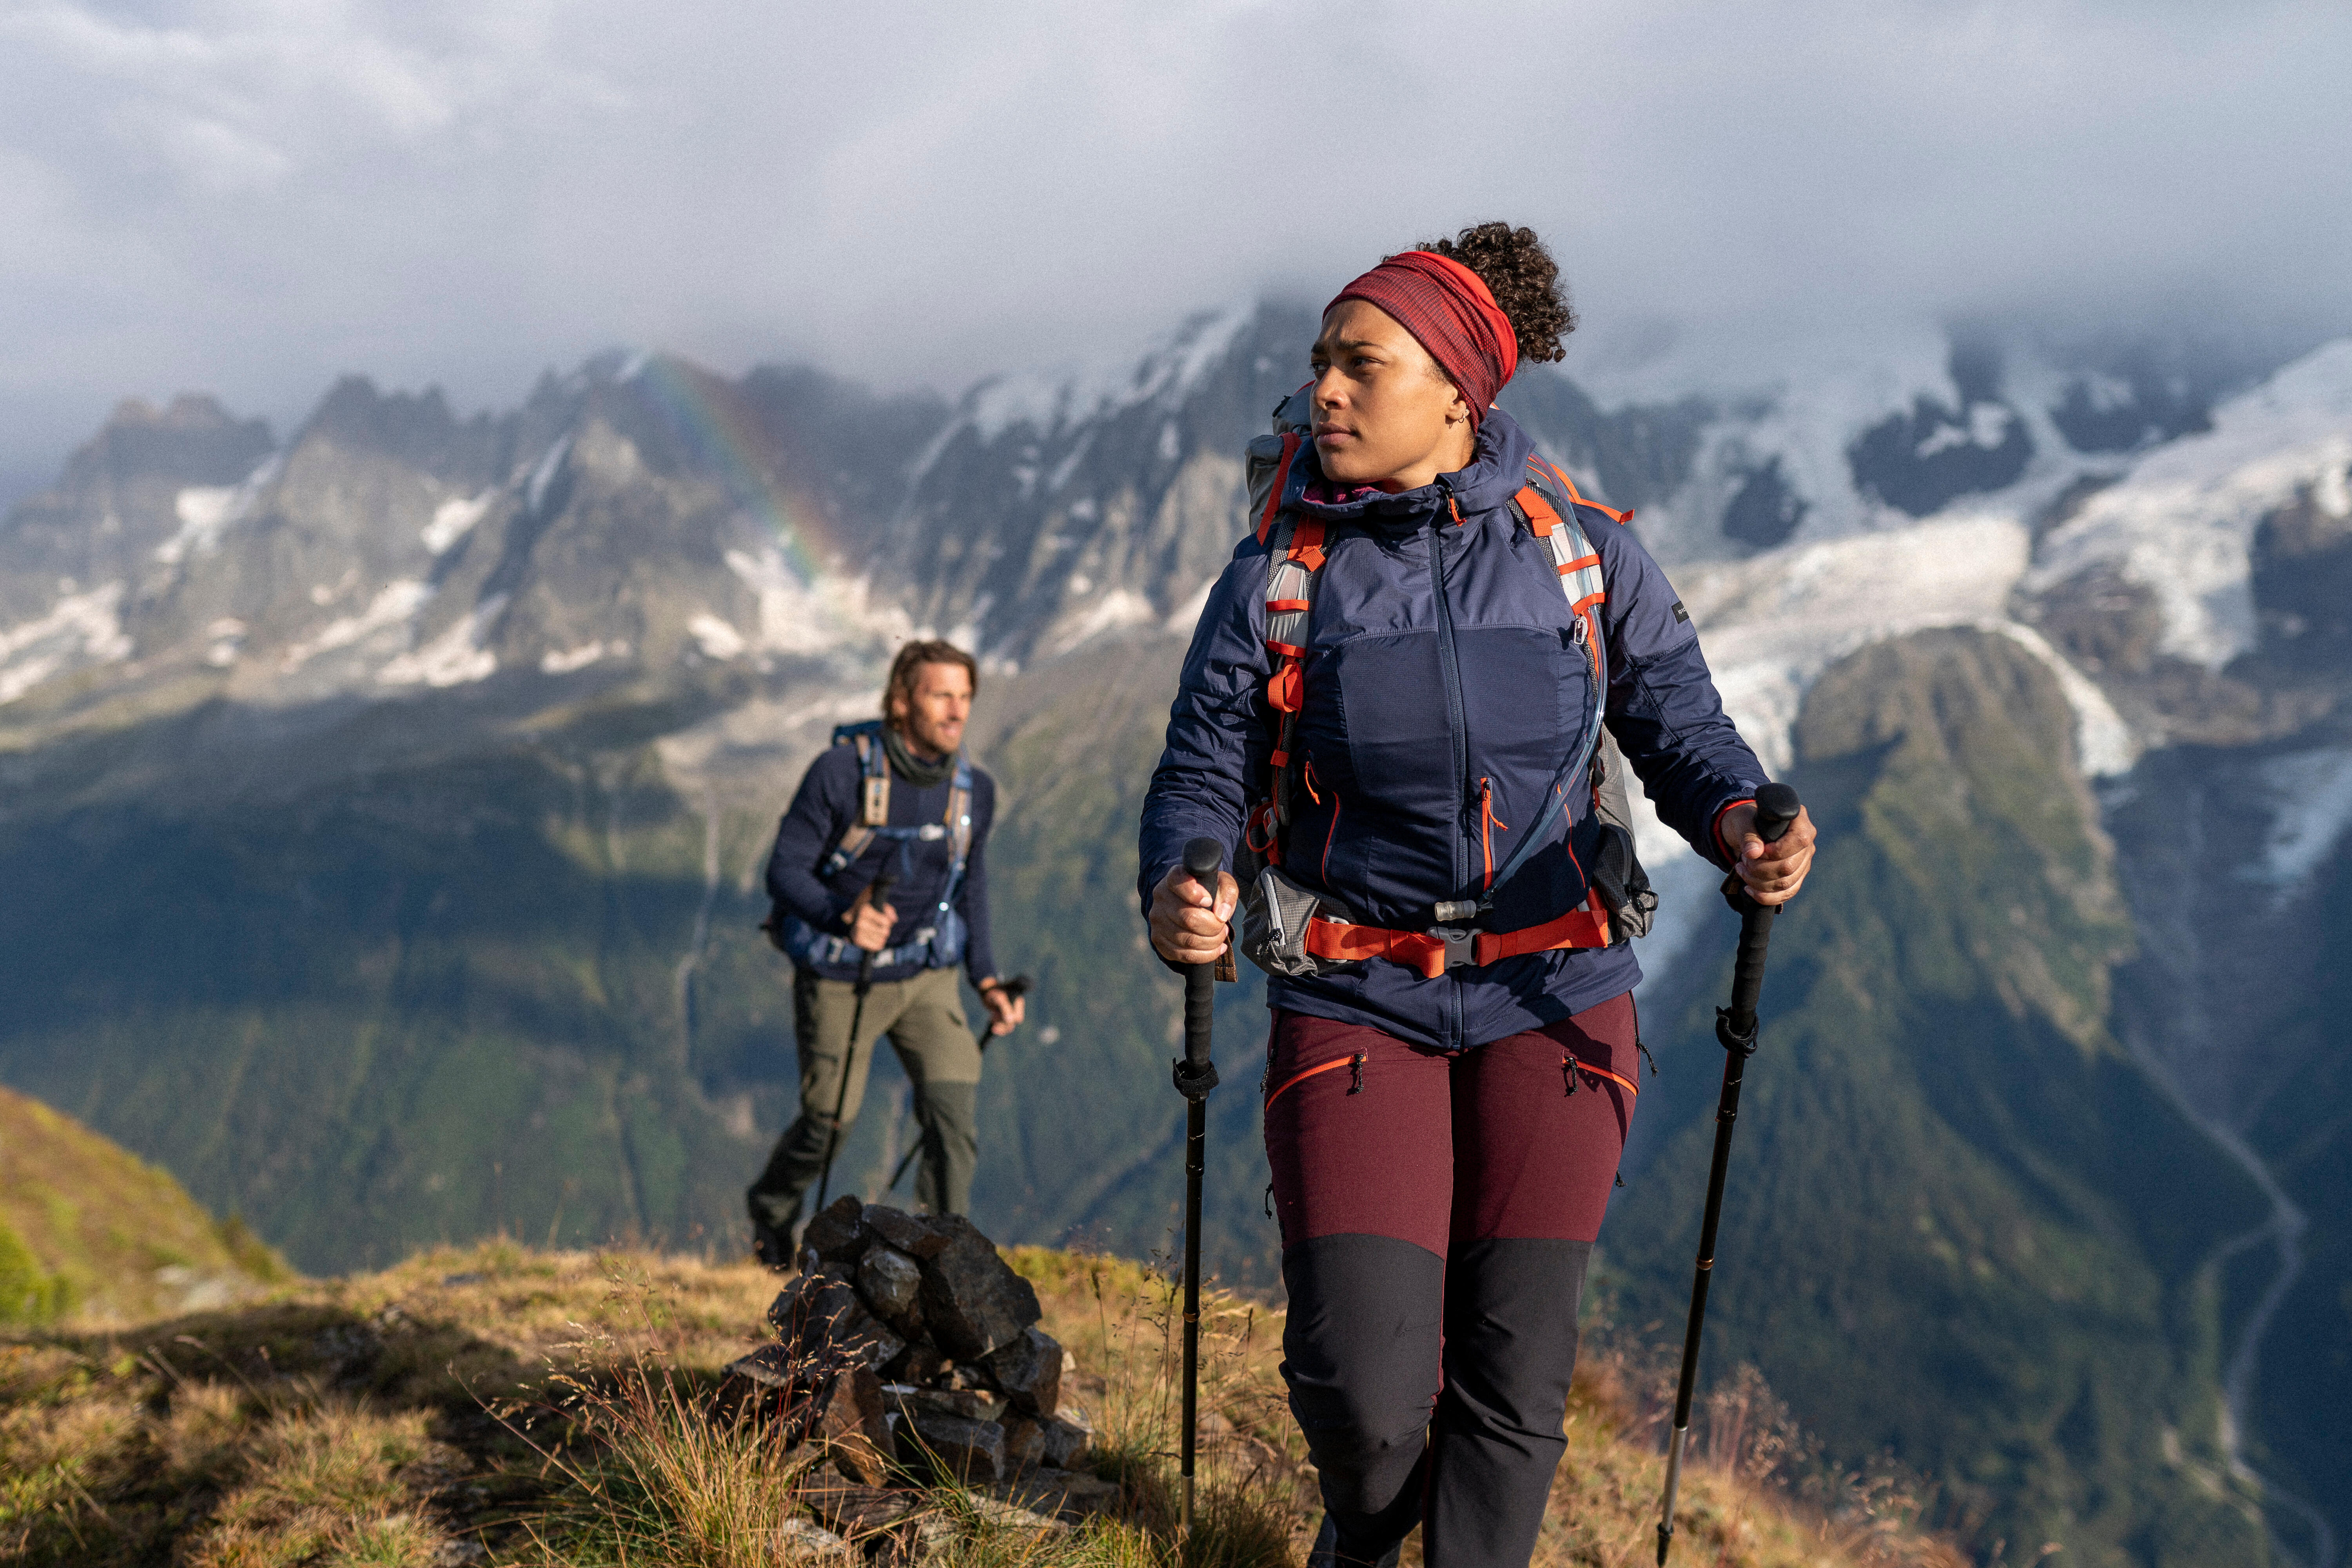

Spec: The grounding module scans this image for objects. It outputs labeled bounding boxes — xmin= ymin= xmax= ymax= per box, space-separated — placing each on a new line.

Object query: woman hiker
xmin=1138 ymin=223 xmax=1816 ymax=1567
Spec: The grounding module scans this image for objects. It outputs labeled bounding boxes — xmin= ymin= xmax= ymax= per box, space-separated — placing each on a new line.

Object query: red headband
xmin=1327 ymin=250 xmax=1519 ymax=429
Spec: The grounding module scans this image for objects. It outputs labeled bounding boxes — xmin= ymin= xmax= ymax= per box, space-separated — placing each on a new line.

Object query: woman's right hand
xmin=1149 ymin=862 xmax=1239 ymax=965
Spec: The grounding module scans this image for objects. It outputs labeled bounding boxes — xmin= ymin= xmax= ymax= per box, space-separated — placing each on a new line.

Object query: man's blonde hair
xmin=884 ymin=639 xmax=979 ymax=726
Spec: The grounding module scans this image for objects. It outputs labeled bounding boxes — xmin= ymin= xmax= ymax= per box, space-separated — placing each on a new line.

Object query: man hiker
xmin=748 ymin=639 xmax=1023 ymax=1263
xmin=1138 ymin=224 xmax=1815 ymax=1568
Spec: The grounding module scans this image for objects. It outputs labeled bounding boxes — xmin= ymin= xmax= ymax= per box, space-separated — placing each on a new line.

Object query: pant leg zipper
xmin=1263 ymin=1050 xmax=1367 ymax=1111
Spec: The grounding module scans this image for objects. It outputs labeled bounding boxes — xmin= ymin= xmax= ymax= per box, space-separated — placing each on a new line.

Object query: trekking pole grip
xmin=1173 ymin=838 xmax=1223 ymax=1100
xmin=857 ymin=867 xmax=896 ymax=987
xmin=1718 ymin=782 xmax=1800 ymax=1053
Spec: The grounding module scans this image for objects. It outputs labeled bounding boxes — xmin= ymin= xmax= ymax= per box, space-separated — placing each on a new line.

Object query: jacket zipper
xmin=1479 ymin=777 xmax=1508 ymax=891
xmin=1430 ymin=481 xmax=1470 ymax=1053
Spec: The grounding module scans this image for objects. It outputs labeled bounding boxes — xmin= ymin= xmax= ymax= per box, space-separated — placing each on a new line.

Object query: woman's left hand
xmin=1719 ymin=802 xmax=1818 ymax=906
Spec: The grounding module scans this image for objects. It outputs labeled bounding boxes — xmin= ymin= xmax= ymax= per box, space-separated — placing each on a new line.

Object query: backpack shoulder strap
xmin=1261 ymin=509 xmax=1331 ymax=836
xmin=944 ymin=755 xmax=974 ymax=887
xmin=1516 ymin=481 xmax=1605 ymax=618
xmin=819 ymin=727 xmax=891 ymax=877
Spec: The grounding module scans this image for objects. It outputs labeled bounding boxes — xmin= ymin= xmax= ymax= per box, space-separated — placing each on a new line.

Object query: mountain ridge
xmin=3 ymin=302 xmax=2348 ymax=1564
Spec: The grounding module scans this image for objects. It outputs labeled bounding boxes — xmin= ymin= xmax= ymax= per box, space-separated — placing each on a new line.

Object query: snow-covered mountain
xmin=4 ymin=303 xmax=2349 ymax=1566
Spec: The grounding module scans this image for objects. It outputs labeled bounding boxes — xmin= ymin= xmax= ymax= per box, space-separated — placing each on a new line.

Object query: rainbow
xmin=627 ymin=354 xmax=842 ymax=584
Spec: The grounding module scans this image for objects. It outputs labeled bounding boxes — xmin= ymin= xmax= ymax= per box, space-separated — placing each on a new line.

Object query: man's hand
xmin=1719 ymin=802 xmax=1818 ymax=906
xmin=848 ymin=887 xmax=898 ymax=953
xmin=978 ymin=981 xmax=1025 ymax=1037
xmin=1149 ymin=862 xmax=1239 ymax=965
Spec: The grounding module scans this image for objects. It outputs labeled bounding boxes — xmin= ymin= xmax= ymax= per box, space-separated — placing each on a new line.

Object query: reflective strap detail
xmin=1256 ymin=433 xmax=1304 ymax=545
xmin=1267 ymin=598 xmax=1312 ymax=613
xmin=1265 ymin=639 xmax=1307 ymax=659
xmin=1573 ymin=1060 xmax=1641 ymax=1097
xmin=1556 ymin=554 xmax=1601 ymax=574
xmin=1263 ymin=1053 xmax=1357 ymax=1111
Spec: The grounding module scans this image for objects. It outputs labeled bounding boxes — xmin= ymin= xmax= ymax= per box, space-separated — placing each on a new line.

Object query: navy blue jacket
xmin=768 ymin=742 xmax=1000 ymax=987
xmin=1137 ymin=408 xmax=1764 ymax=1051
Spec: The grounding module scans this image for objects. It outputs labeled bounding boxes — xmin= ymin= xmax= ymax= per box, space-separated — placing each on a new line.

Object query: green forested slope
xmin=1610 ymin=628 xmax=2271 ymax=1565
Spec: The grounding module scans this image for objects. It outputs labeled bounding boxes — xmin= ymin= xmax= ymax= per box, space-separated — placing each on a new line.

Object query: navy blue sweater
xmin=767 ymin=742 xmax=1000 ymax=987
xmin=1138 ymin=408 xmax=1765 ymax=1052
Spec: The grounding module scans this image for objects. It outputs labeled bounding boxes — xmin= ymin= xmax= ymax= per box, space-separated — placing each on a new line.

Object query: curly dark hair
xmin=1417 ymin=221 xmax=1575 ymax=365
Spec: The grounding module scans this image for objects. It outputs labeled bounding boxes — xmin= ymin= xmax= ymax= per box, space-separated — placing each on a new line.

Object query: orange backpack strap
xmin=1261 ymin=513 xmax=1331 ymax=839
xmin=1256 ymin=433 xmax=1305 ymax=545
xmin=1534 ymin=456 xmax=1634 ymax=525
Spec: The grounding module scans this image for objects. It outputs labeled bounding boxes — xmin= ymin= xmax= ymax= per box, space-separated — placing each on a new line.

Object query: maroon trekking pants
xmin=1263 ymin=993 xmax=1641 ymax=1568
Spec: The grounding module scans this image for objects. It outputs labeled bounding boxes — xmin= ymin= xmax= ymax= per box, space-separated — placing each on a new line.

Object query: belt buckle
xmin=1429 ymin=926 xmax=1477 ymax=971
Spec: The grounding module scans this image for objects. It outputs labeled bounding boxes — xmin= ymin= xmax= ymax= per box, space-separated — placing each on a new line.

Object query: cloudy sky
xmin=3 ymin=0 xmax=2348 ymax=491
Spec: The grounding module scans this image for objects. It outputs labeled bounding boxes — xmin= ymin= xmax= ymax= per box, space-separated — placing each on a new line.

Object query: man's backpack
xmin=761 ymin=720 xmax=977 ymax=971
xmin=1232 ymin=389 xmax=1657 ymax=978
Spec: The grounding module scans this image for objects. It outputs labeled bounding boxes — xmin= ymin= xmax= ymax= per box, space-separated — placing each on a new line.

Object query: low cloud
xmin=2 ymin=0 xmax=2347 ymax=483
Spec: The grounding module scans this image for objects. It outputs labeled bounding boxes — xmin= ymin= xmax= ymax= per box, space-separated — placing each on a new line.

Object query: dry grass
xmin=0 ymin=1237 xmax=1966 ymax=1567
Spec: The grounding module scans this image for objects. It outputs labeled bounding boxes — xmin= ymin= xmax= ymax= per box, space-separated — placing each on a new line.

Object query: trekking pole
xmin=814 ymin=867 xmax=893 ymax=1216
xmin=1172 ymin=837 xmax=1224 ymax=1542
xmin=1657 ymin=782 xmax=1801 ymax=1567
xmin=886 ymin=976 xmax=1031 ymax=1192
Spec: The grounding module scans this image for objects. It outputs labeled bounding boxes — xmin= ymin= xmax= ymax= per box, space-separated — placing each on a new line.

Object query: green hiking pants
xmin=747 ymin=964 xmax=982 ymax=1234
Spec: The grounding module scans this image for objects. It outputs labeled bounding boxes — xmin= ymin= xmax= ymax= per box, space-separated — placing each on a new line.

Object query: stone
xmin=884 ymin=1382 xmax=1005 ymax=1423
xmin=861 ymin=1204 xmax=957 ymax=1260
xmin=1040 ymin=1407 xmax=1091 ymax=1470
xmin=899 ymin=1409 xmax=1006 ymax=1484
xmin=997 ymin=1468 xmax=1121 ymax=1520
xmin=870 ymin=1515 xmax=958 ymax=1568
xmin=722 ymin=1341 xmax=795 ymax=1390
xmin=1000 ymin=1415 xmax=1046 ymax=1473
xmin=813 ymin=1364 xmax=893 ymax=1486
xmin=772 ymin=1268 xmax=906 ymax=1373
xmin=858 ymin=1246 xmax=927 ymax=1338
xmin=882 ymin=1340 xmax=949 ymax=1385
xmin=800 ymin=1471 xmax=919 ymax=1537
xmin=801 ymin=1195 xmax=872 ymax=1265
xmin=778 ymin=1517 xmax=856 ymax=1564
xmin=916 ymin=1222 xmax=1042 ymax=1360
xmin=981 ymin=1326 xmax=1061 ymax=1417
xmin=962 ymin=1495 xmax=1066 ymax=1536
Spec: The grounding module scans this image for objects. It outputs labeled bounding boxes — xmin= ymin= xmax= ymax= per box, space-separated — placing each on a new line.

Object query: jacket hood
xmin=1290 ymin=408 xmax=1538 ymax=531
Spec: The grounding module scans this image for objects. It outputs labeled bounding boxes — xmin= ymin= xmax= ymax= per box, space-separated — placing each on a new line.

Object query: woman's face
xmin=1309 ymin=299 xmax=1475 ymax=491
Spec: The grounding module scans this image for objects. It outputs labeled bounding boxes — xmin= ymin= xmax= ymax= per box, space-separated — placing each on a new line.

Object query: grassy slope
xmin=1 ymin=1237 xmax=1961 ymax=1568
xmin=1610 ymin=630 xmax=2270 ymax=1566
xmin=0 ymin=1085 xmax=284 ymax=1327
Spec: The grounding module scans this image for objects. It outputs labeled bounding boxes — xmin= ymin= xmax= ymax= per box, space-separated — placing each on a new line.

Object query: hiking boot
xmin=1307 ymin=1515 xmax=1403 ymax=1568
xmin=750 ymin=1218 xmax=797 ymax=1272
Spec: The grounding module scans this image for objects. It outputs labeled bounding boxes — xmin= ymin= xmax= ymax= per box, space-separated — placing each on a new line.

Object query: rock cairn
xmin=723 ymin=1197 xmax=1108 ymax=1513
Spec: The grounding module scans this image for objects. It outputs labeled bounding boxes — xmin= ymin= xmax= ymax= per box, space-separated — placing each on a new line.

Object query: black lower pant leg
xmin=1281 ymin=1233 xmax=1446 ymax=1560
xmin=1423 ymin=1238 xmax=1592 ymax=1568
